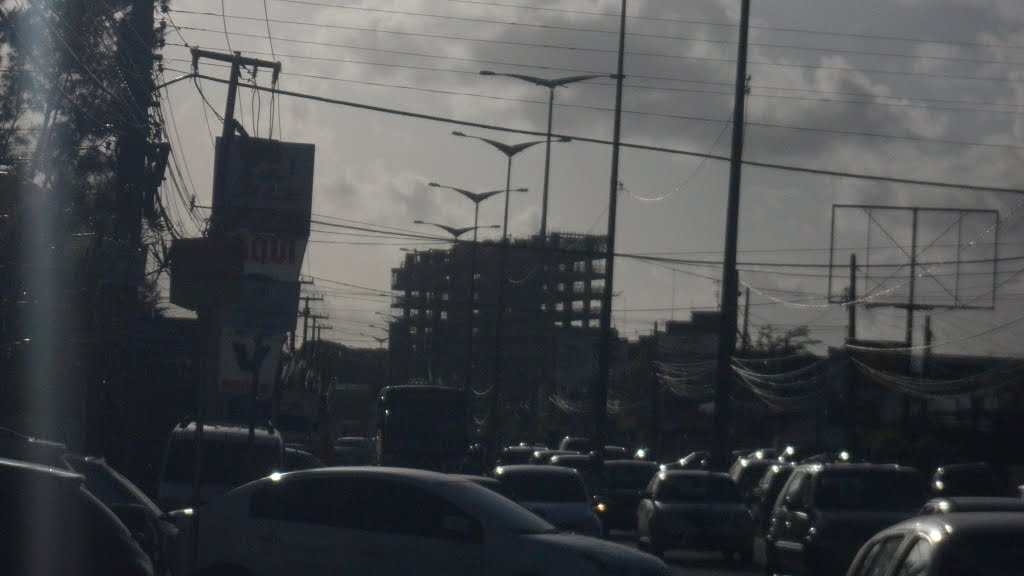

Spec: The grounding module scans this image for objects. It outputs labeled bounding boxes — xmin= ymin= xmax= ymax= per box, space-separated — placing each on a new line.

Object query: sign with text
xmin=214 ymin=137 xmax=315 ymax=236
xmin=235 ymin=232 xmax=307 ymax=280
xmin=217 ymin=327 xmax=284 ymax=396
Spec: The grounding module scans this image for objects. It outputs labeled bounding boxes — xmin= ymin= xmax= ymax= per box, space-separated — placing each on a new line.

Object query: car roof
xmin=794 ymin=462 xmax=918 ymax=474
xmin=928 ymin=497 xmax=1024 ymax=511
xmin=881 ymin=511 xmax=1024 ymax=540
xmin=551 ymin=454 xmax=591 ymax=462
xmin=271 ymin=466 xmax=466 ymax=485
xmin=605 ymin=459 xmax=659 ymax=468
xmin=658 ymin=470 xmax=731 ymax=481
xmin=172 ymin=422 xmax=281 ymax=441
xmin=935 ymin=462 xmax=991 ymax=473
xmin=495 ymin=464 xmax=580 ymax=477
xmin=452 ymin=474 xmax=500 ymax=485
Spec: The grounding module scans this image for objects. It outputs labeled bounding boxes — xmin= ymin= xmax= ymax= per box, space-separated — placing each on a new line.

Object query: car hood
xmin=520 ymin=501 xmax=594 ymax=526
xmin=527 ymin=533 xmax=669 ymax=575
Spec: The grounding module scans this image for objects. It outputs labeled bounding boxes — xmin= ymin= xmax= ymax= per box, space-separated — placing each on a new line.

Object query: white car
xmin=188 ymin=467 xmax=668 ymax=576
xmin=494 ymin=464 xmax=604 ymax=538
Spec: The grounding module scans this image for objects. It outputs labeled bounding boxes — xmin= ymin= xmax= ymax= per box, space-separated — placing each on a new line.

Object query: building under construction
xmin=386 ymin=232 xmax=610 ymax=441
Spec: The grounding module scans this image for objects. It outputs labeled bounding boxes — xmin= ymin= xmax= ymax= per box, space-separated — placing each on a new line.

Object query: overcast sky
xmin=156 ymin=0 xmax=1024 ymax=356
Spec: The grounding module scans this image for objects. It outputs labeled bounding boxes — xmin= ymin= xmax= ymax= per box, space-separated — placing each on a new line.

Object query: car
xmin=190 ymin=467 xmax=668 ymax=576
xmin=157 ymin=421 xmax=284 ymax=511
xmin=333 ymin=436 xmax=376 ymax=466
xmin=846 ymin=512 xmax=1024 ymax=576
xmin=498 ymin=445 xmax=540 ymax=466
xmin=919 ymin=496 xmax=1024 ymax=515
xmin=932 ymin=462 xmax=1003 ymax=497
xmin=282 ymin=447 xmax=325 ymax=471
xmin=451 ymin=474 xmax=509 ymax=497
xmin=559 ymin=436 xmax=593 ymax=453
xmin=550 ymin=454 xmax=609 ymax=499
xmin=603 ymin=445 xmax=631 ymax=460
xmin=495 ymin=464 xmax=605 ymax=538
xmin=750 ymin=462 xmax=794 ymax=534
xmin=728 ymin=457 xmax=774 ymax=502
xmin=0 ymin=426 xmax=72 ymax=469
xmin=529 ymin=449 xmax=577 ymax=464
xmin=637 ymin=470 xmax=754 ymax=561
xmin=748 ymin=448 xmax=777 ymax=460
xmin=601 ymin=460 xmax=661 ymax=531
xmin=65 ymin=454 xmax=180 ymax=576
xmin=679 ymin=451 xmax=710 ymax=469
xmin=765 ymin=463 xmax=927 ymax=576
xmin=0 ymin=456 xmax=154 ymax=576
xmin=776 ymin=445 xmax=803 ymax=463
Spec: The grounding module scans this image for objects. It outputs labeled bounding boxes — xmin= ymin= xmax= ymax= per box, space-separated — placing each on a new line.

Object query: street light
xmin=424 ymin=185 xmax=524 ymax=407
xmin=413 ymin=220 xmax=500 ymax=239
xmin=359 ymin=333 xmax=388 ymax=349
xmin=479 ymin=71 xmax=609 ymax=238
xmin=451 ymin=131 xmax=570 ymax=466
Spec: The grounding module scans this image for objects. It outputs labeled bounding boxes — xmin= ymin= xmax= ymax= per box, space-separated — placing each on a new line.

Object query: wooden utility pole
xmin=593 ymin=0 xmax=628 ymax=461
xmin=848 ymin=254 xmax=857 ymax=340
xmin=741 ymin=288 xmax=751 ymax=353
xmin=650 ymin=322 xmax=661 ymax=459
xmin=712 ymin=0 xmax=752 ymax=470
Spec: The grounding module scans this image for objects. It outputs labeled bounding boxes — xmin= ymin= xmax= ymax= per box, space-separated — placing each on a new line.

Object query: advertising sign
xmin=213 ymin=137 xmax=315 ymax=236
xmin=224 ymin=275 xmax=301 ymax=333
xmin=217 ymin=327 xmax=284 ymax=396
xmin=234 ymin=232 xmax=307 ymax=280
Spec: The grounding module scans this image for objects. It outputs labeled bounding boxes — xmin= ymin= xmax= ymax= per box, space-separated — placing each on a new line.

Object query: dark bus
xmin=376 ymin=385 xmax=468 ymax=472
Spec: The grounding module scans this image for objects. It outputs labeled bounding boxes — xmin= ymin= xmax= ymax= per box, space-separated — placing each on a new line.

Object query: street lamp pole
xmin=451 ymin=131 xmax=565 ymax=465
xmin=479 ymin=71 xmax=607 ymax=239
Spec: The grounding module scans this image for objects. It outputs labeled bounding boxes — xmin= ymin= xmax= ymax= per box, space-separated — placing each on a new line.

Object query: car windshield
xmin=449 ymin=480 xmax=557 ymax=535
xmin=607 ymin=464 xmax=659 ymax=490
xmin=816 ymin=471 xmax=924 ymax=510
xmin=164 ymin=438 xmax=280 ymax=486
xmin=657 ymin=476 xmax=709 ymax=502
xmin=939 ymin=534 xmax=1024 ymax=576
xmin=499 ymin=473 xmax=588 ymax=503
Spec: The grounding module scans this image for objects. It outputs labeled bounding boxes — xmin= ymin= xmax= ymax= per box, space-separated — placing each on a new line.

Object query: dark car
xmin=601 ymin=460 xmax=660 ymax=531
xmin=637 ymin=470 xmax=754 ymax=561
xmin=847 ymin=512 xmax=1024 ymax=576
xmin=452 ymin=473 xmax=509 ymax=496
xmin=0 ymin=456 xmax=153 ymax=576
xmin=765 ymin=463 xmax=926 ymax=576
xmin=282 ymin=447 xmax=325 ymax=471
xmin=494 ymin=465 xmax=604 ymax=537
xmin=750 ymin=462 xmax=794 ymax=534
xmin=529 ymin=449 xmax=577 ymax=464
xmin=499 ymin=445 xmax=541 ymax=466
xmin=932 ymin=462 xmax=1003 ymax=497
xmin=558 ymin=436 xmax=593 ymax=453
xmin=919 ymin=496 xmax=1024 ymax=515
xmin=65 ymin=455 xmax=179 ymax=576
xmin=679 ymin=451 xmax=710 ymax=469
xmin=728 ymin=457 xmax=774 ymax=502
xmin=550 ymin=454 xmax=609 ymax=498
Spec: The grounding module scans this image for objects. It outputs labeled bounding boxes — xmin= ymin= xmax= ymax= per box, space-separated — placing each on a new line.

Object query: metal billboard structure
xmin=828 ymin=205 xmax=1000 ymax=315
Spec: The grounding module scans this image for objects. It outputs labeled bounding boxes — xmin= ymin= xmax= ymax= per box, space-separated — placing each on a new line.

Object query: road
xmin=610 ymin=532 xmax=761 ymax=576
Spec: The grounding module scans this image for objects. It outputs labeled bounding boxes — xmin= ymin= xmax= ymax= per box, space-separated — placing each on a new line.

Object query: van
xmin=157 ymin=421 xmax=284 ymax=511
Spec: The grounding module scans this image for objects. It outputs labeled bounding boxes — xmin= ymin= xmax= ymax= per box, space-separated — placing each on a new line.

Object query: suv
xmin=765 ymin=463 xmax=926 ymax=576
xmin=157 ymin=421 xmax=284 ymax=511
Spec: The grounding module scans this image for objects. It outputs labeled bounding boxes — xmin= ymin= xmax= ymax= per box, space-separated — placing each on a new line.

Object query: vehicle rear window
xmin=707 ymin=477 xmax=742 ymax=502
xmin=816 ymin=471 xmax=924 ymax=510
xmin=734 ymin=461 xmax=772 ymax=495
xmin=656 ymin=476 xmax=708 ymax=502
xmin=607 ymin=465 xmax=659 ymax=490
xmin=499 ymin=473 xmax=587 ymax=503
xmin=938 ymin=534 xmax=1024 ymax=576
xmin=163 ymin=438 xmax=280 ymax=486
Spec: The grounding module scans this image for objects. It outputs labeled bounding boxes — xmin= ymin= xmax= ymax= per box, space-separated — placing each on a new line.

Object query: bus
xmin=376 ymin=385 xmax=468 ymax=472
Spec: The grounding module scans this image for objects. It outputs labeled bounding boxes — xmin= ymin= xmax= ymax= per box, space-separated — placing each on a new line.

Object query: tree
xmin=752 ymin=324 xmax=820 ymax=356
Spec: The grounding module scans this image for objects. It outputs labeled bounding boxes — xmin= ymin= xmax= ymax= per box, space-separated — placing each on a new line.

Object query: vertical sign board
xmin=218 ymin=328 xmax=285 ymax=396
xmin=214 ymin=137 xmax=315 ymax=236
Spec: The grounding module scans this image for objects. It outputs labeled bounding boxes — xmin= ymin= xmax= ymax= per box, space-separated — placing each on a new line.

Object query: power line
xmin=184 ymin=73 xmax=1024 ymax=195
xmin=444 ymin=0 xmax=1024 ymax=52
xmin=169 ymin=18 xmax=1024 ymax=85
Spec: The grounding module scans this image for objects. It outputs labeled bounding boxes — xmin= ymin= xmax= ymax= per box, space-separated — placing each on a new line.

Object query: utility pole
xmin=593 ymin=0 xmax=628 ymax=460
xmin=845 ymin=253 xmax=858 ymax=453
xmin=741 ymin=288 xmax=751 ymax=353
xmin=848 ymin=254 xmax=858 ymax=341
xmin=650 ymin=322 xmax=661 ymax=459
xmin=902 ymin=209 xmax=919 ymax=433
xmin=187 ymin=48 xmax=280 ymax=576
xmin=711 ymin=0 xmax=752 ymax=471
xmin=299 ymin=295 xmax=324 ymax=348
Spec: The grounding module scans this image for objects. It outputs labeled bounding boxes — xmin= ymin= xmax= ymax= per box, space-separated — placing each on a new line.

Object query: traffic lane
xmin=609 ymin=532 xmax=760 ymax=576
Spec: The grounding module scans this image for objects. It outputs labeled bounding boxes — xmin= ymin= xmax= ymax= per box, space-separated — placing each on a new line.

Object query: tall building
xmin=387 ymin=232 xmax=609 ymax=441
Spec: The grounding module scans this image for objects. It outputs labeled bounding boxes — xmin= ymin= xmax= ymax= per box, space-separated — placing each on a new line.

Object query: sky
xmin=154 ymin=0 xmax=1024 ymax=357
